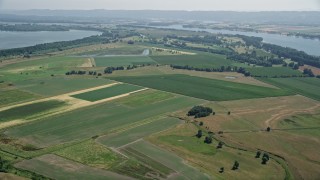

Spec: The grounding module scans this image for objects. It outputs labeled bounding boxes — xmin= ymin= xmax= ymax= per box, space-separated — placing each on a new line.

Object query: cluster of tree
xmin=196 ymin=130 xmax=203 ymax=138
xmin=0 ymin=24 xmax=70 ymax=32
xmin=227 ymin=51 xmax=284 ymax=67
xmin=169 ymin=35 xmax=223 ymax=45
xmin=217 ymin=141 xmax=224 ymax=149
xmin=0 ymin=156 xmax=9 ymax=172
xmin=237 ymin=67 xmax=251 ymax=77
xmin=232 ymin=161 xmax=240 ymax=170
xmin=262 ymin=43 xmax=320 ymax=68
xmin=88 ymin=71 xmax=98 ymax=76
xmin=303 ymin=68 xmax=315 ymax=77
xmin=0 ymin=35 xmax=113 ymax=58
xmin=171 ymin=64 xmax=239 ymax=73
xmin=256 ymin=151 xmax=270 ymax=164
xmin=233 ymin=35 xmax=263 ymax=47
xmin=127 ymin=40 xmax=135 ymax=44
xmin=104 ymin=66 xmax=125 ymax=74
xmin=65 ymin=70 xmax=87 ymax=75
xmin=286 ymin=62 xmax=300 ymax=70
xmin=204 ymin=133 xmax=213 ymax=144
xmin=187 ymin=106 xmax=214 ymax=118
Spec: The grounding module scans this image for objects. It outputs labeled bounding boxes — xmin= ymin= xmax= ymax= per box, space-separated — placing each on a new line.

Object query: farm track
xmin=265 ymin=103 xmax=320 ymax=127
xmin=0 ymin=83 xmax=148 ymax=129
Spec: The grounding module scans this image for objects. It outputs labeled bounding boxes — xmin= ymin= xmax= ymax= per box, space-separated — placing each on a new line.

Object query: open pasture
xmin=94 ymin=56 xmax=156 ymax=67
xmin=71 ymin=83 xmax=144 ymax=102
xmin=147 ymin=123 xmax=285 ymax=179
xmin=260 ymin=77 xmax=320 ymax=101
xmin=110 ymin=74 xmax=293 ymax=101
xmin=197 ymin=95 xmax=320 ymax=179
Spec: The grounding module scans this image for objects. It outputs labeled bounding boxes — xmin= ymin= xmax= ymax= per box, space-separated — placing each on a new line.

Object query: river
xmin=150 ymin=25 xmax=320 ymax=56
xmin=0 ymin=30 xmax=101 ymax=50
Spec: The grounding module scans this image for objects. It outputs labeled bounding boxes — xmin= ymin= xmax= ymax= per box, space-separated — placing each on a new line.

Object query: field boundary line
xmin=0 ymin=82 xmax=120 ymax=112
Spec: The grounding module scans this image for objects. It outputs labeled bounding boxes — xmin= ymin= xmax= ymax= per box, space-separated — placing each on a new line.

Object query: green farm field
xmin=110 ymin=74 xmax=293 ymax=101
xmin=94 ymin=56 xmax=156 ymax=67
xmin=98 ymin=117 xmax=181 ymax=148
xmin=151 ymin=54 xmax=236 ymax=68
xmin=0 ymin=89 xmax=39 ymax=107
xmin=15 ymin=77 xmax=113 ymax=96
xmin=71 ymin=83 xmax=143 ymax=102
xmin=5 ymin=91 xmax=203 ymax=147
xmin=0 ymin=100 xmax=66 ymax=123
xmin=15 ymin=154 xmax=132 ymax=180
xmin=247 ymin=67 xmax=303 ymax=77
xmin=260 ymin=77 xmax=320 ymax=101
xmin=77 ymin=44 xmax=147 ymax=56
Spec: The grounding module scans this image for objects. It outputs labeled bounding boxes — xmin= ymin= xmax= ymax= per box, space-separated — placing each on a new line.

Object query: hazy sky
xmin=0 ymin=0 xmax=319 ymax=11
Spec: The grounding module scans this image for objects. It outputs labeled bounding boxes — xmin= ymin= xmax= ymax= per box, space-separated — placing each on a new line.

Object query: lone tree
xmin=196 ymin=130 xmax=203 ymax=138
xmin=228 ymin=111 xmax=231 ymax=115
xmin=199 ymin=121 xmax=204 ymax=126
xmin=217 ymin=141 xmax=224 ymax=149
xmin=204 ymin=136 xmax=213 ymax=144
xmin=232 ymin=161 xmax=239 ymax=170
xmin=262 ymin=157 xmax=269 ymax=164
xmin=262 ymin=153 xmax=270 ymax=164
xmin=266 ymin=127 xmax=271 ymax=132
xmin=219 ymin=167 xmax=224 ymax=173
xmin=255 ymin=151 xmax=261 ymax=158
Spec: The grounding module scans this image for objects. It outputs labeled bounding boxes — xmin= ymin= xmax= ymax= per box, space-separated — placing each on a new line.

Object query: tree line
xmin=0 ymin=24 xmax=70 ymax=32
xmin=262 ymin=43 xmax=320 ymax=68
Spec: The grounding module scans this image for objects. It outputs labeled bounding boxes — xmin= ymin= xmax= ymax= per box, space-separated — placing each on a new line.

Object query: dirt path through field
xmin=0 ymin=83 xmax=148 ymax=129
xmin=265 ymin=104 xmax=320 ymax=127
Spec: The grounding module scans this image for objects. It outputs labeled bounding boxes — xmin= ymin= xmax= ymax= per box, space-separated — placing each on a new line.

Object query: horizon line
xmin=1 ymin=9 xmax=320 ymax=12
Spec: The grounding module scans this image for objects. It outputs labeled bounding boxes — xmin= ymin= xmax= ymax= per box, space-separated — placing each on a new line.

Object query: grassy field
xmin=55 ymin=140 xmax=123 ymax=169
xmin=53 ymin=140 xmax=159 ymax=179
xmin=151 ymin=54 xmax=236 ymax=68
xmin=71 ymin=83 xmax=143 ymax=102
xmin=116 ymin=89 xmax=174 ymax=107
xmin=98 ymin=117 xmax=181 ymax=148
xmin=260 ymin=77 xmax=320 ymax=101
xmin=0 ymin=89 xmax=39 ymax=107
xmin=277 ymin=113 xmax=320 ymax=137
xmin=0 ymin=100 xmax=66 ymax=123
xmin=147 ymin=123 xmax=285 ymax=179
xmin=16 ymin=77 xmax=112 ymax=96
xmin=122 ymin=140 xmax=210 ymax=179
xmin=199 ymin=95 xmax=320 ymax=179
xmin=94 ymin=56 xmax=156 ymax=67
xmin=247 ymin=67 xmax=302 ymax=77
xmin=15 ymin=154 xmax=132 ymax=180
xmin=6 ymin=92 xmax=203 ymax=147
xmin=77 ymin=45 xmax=147 ymax=56
xmin=110 ymin=74 xmax=293 ymax=101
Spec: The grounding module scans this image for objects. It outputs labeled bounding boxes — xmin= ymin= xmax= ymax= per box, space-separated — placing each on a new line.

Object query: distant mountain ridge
xmin=1 ymin=10 xmax=320 ymax=25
